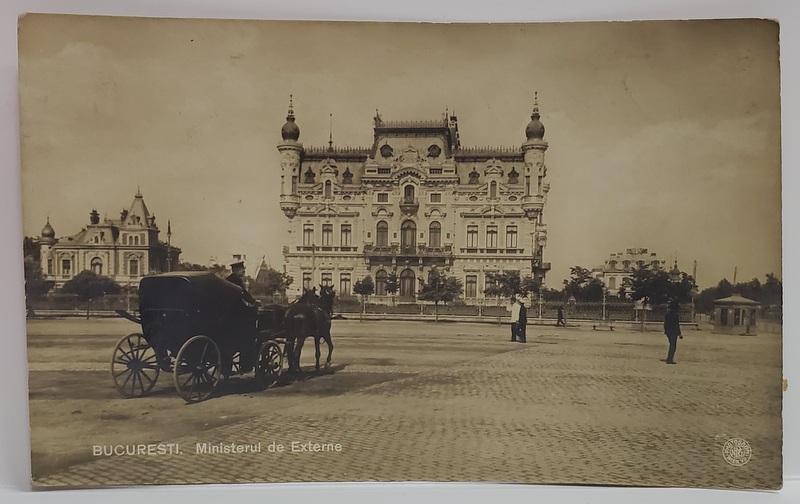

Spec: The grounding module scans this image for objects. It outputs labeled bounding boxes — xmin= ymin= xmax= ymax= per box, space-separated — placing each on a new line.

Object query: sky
xmin=17 ymin=16 xmax=782 ymax=289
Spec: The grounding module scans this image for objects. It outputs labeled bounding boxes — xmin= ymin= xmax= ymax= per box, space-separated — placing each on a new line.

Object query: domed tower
xmin=40 ymin=217 xmax=56 ymax=245
xmin=278 ymin=95 xmax=303 ymax=218
xmin=521 ymin=92 xmax=551 ymax=284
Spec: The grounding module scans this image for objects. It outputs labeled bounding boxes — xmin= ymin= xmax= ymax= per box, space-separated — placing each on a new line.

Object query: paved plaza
xmin=26 ymin=318 xmax=782 ymax=489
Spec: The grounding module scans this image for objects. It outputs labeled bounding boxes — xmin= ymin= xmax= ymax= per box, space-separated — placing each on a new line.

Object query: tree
xmin=249 ymin=266 xmax=293 ymax=297
xmin=61 ymin=270 xmax=121 ymax=318
xmin=694 ymin=274 xmax=782 ymax=314
xmin=23 ymin=237 xmax=52 ymax=316
xmin=417 ymin=268 xmax=463 ymax=321
xmin=483 ymin=270 xmax=539 ymax=300
xmin=385 ymin=272 xmax=399 ymax=306
xmin=175 ymin=261 xmax=210 ymax=271
xmin=562 ymin=266 xmax=604 ymax=301
xmin=23 ymin=256 xmax=54 ymax=317
xmin=23 ymin=236 xmax=40 ymax=263
xmin=353 ymin=275 xmax=375 ymax=318
xmin=628 ymin=265 xmax=696 ymax=306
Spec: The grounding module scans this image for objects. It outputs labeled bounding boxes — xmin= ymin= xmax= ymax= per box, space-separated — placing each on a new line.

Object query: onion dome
xmin=281 ymin=94 xmax=300 ymax=141
xmin=669 ymin=260 xmax=681 ymax=280
xmin=525 ymin=91 xmax=545 ymax=140
xmin=41 ymin=217 xmax=55 ymax=239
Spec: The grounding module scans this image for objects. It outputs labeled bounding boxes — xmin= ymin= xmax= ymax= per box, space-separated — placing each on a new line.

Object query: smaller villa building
xmin=38 ymin=191 xmax=181 ymax=288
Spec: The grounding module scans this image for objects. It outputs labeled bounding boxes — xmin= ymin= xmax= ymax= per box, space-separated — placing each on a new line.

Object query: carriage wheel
xmin=255 ymin=341 xmax=284 ymax=389
xmin=173 ymin=335 xmax=222 ymax=403
xmin=110 ymin=333 xmax=161 ymax=398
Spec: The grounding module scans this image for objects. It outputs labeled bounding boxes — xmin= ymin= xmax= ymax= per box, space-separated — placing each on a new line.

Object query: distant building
xmin=277 ymin=95 xmax=552 ymax=301
xmin=592 ymin=248 xmax=669 ymax=294
xmin=38 ymin=190 xmax=181 ymax=288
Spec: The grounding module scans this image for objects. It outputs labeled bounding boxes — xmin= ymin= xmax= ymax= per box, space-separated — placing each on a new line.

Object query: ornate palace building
xmin=278 ymin=96 xmax=551 ymax=302
xmin=38 ymin=190 xmax=181 ymax=288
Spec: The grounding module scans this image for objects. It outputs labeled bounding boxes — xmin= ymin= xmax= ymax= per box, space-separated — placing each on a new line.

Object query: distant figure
xmin=517 ymin=298 xmax=528 ymax=343
xmin=663 ymin=300 xmax=682 ymax=364
xmin=556 ymin=305 xmax=566 ymax=327
xmin=508 ymin=296 xmax=520 ymax=342
xmin=226 ymin=261 xmax=257 ymax=306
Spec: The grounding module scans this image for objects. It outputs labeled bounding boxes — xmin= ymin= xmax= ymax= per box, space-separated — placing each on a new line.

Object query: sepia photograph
xmin=17 ymin=14 xmax=783 ymax=491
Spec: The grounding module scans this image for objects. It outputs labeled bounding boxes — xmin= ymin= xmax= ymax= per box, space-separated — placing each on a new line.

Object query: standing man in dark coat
xmin=517 ymin=297 xmax=528 ymax=343
xmin=663 ymin=300 xmax=682 ymax=364
xmin=226 ymin=261 xmax=257 ymax=306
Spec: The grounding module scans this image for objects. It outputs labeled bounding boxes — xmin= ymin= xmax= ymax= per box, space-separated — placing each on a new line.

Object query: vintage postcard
xmin=19 ymin=15 xmax=782 ymax=489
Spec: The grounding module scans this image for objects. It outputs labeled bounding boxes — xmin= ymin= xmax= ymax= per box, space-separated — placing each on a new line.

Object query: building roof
xmin=714 ymin=295 xmax=760 ymax=306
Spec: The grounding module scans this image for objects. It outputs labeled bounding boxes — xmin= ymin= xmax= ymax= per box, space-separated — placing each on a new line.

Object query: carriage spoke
xmin=139 ymin=370 xmax=155 ymax=386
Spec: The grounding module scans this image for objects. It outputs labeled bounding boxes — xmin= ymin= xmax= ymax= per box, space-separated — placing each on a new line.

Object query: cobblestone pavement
xmin=28 ymin=319 xmax=782 ymax=489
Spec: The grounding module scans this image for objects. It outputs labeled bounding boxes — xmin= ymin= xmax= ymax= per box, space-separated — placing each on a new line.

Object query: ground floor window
xmin=339 ymin=273 xmax=351 ymax=295
xmin=465 ymin=275 xmax=477 ymax=298
xmin=303 ymin=272 xmax=312 ymax=291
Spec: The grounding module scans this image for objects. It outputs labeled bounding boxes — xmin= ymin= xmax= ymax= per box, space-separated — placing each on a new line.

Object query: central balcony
xmin=363 ymin=244 xmax=453 ymax=258
xmin=399 ymin=198 xmax=420 ymax=216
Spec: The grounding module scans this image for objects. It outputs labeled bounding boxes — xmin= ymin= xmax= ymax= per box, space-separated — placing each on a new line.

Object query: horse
xmin=283 ymin=285 xmax=335 ymax=373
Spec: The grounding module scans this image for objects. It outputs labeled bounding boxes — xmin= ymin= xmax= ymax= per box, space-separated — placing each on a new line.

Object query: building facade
xmin=38 ymin=191 xmax=181 ymax=288
xmin=278 ymin=97 xmax=551 ymax=301
xmin=592 ymin=248 xmax=671 ymax=294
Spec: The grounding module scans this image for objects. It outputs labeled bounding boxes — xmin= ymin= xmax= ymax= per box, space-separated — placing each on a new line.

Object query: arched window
xmin=401 ymin=220 xmax=416 ymax=253
xmin=91 ymin=257 xmax=103 ymax=275
xmin=325 ymin=180 xmax=332 ymax=199
xmin=375 ymin=269 xmax=388 ymax=296
xmin=490 ymin=181 xmax=498 ymax=198
xmin=609 ymin=260 xmax=617 ymax=270
xmin=400 ymin=269 xmax=416 ymax=298
xmin=129 ymin=258 xmax=139 ymax=277
xmin=403 ymin=185 xmax=415 ymax=203
xmin=93 ymin=236 xmax=99 ymax=244
xmin=376 ymin=221 xmax=389 ymax=247
xmin=429 ymin=221 xmax=441 ymax=248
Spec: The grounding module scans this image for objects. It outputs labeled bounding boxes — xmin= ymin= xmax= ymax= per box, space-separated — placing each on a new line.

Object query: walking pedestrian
xmin=556 ymin=305 xmax=566 ymax=327
xmin=517 ymin=297 xmax=528 ymax=343
xmin=663 ymin=300 xmax=682 ymax=364
xmin=508 ymin=295 xmax=520 ymax=341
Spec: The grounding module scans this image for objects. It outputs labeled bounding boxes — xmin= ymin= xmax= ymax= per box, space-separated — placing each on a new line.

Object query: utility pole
xmin=166 ymin=219 xmax=172 ymax=272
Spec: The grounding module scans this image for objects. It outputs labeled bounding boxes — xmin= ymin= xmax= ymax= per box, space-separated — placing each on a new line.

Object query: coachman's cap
xmin=230 ymin=261 xmax=245 ymax=269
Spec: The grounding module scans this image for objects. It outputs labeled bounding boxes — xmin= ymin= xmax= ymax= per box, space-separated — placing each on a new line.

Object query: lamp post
xmin=602 ymin=285 xmax=608 ymax=321
xmin=538 ymin=282 xmax=544 ymax=320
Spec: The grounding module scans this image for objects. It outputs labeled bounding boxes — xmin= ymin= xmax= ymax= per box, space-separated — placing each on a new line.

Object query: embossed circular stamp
xmin=723 ymin=437 xmax=752 ymax=466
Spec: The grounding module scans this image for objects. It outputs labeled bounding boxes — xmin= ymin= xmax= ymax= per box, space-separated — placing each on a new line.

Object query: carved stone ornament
xmin=380 ymin=144 xmax=394 ymax=158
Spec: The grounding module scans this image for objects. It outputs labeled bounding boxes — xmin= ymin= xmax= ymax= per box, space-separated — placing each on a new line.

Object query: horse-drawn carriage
xmin=111 ymin=271 xmax=287 ymax=403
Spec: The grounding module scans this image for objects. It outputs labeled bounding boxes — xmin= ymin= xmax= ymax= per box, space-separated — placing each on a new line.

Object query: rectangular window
xmin=505 ymin=225 xmax=518 ymax=248
xmin=720 ymin=308 xmax=728 ymax=325
xmin=466 ymin=275 xmax=477 ymax=298
xmin=322 ymin=224 xmax=333 ymax=246
xmin=61 ymin=259 xmax=71 ymax=275
xmin=486 ymin=225 xmax=498 ymax=248
xmin=303 ymin=272 xmax=312 ymax=291
xmin=467 ymin=225 xmax=478 ymax=247
xmin=340 ymin=224 xmax=352 ymax=247
xmin=321 ymin=272 xmax=333 ymax=287
xmin=377 ymin=193 xmax=389 ymax=203
xmin=734 ymin=308 xmax=741 ymax=326
xmin=430 ymin=193 xmax=442 ymax=203
xmin=47 ymin=259 xmax=53 ymax=275
xmin=339 ymin=273 xmax=351 ymax=295
xmin=303 ymin=224 xmax=314 ymax=246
